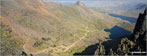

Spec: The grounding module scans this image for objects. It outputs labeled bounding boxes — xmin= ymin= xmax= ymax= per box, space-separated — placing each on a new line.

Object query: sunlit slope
xmin=1 ymin=0 xmax=127 ymax=55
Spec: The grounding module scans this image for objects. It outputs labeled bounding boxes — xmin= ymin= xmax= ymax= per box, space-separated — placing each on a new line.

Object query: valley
xmin=0 ymin=0 xmax=146 ymax=56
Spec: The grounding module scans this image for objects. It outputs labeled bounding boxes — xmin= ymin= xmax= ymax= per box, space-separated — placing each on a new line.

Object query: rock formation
xmin=94 ymin=42 xmax=105 ymax=55
xmin=130 ymin=7 xmax=146 ymax=52
xmin=76 ymin=1 xmax=85 ymax=6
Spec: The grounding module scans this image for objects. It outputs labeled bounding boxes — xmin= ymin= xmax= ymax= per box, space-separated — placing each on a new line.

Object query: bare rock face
xmin=130 ymin=7 xmax=146 ymax=51
xmin=132 ymin=7 xmax=146 ymax=42
xmin=116 ymin=38 xmax=135 ymax=55
xmin=94 ymin=8 xmax=146 ymax=55
xmin=94 ymin=42 xmax=105 ymax=55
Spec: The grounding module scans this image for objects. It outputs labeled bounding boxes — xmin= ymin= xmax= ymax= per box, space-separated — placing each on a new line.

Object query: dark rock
xmin=20 ymin=51 xmax=27 ymax=56
xmin=109 ymin=49 xmax=114 ymax=55
xmin=132 ymin=7 xmax=146 ymax=42
xmin=42 ymin=38 xmax=51 ymax=41
xmin=131 ymin=7 xmax=146 ymax=51
xmin=33 ymin=41 xmax=43 ymax=47
xmin=94 ymin=42 xmax=105 ymax=55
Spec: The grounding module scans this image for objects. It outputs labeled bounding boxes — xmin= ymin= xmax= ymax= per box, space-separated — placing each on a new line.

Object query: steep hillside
xmin=1 ymin=0 xmax=131 ymax=55
xmin=0 ymin=23 xmax=24 ymax=55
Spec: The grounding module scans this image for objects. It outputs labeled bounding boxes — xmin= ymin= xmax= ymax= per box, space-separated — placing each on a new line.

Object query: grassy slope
xmin=0 ymin=23 xmax=24 ymax=55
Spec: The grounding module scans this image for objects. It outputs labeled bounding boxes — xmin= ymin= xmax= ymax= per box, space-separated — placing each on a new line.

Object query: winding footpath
xmin=33 ymin=26 xmax=90 ymax=54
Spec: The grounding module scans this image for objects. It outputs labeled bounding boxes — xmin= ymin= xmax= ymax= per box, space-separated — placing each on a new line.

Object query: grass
xmin=76 ymin=29 xmax=86 ymax=37
xmin=0 ymin=25 xmax=11 ymax=38
xmin=70 ymin=46 xmax=85 ymax=53
xmin=0 ymin=24 xmax=23 ymax=55
xmin=33 ymin=38 xmax=47 ymax=50
xmin=36 ymin=44 xmax=46 ymax=50
xmin=56 ymin=46 xmax=85 ymax=55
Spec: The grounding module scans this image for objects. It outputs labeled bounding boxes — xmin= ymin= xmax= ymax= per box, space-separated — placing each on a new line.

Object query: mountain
xmin=94 ymin=8 xmax=146 ymax=55
xmin=0 ymin=0 xmax=131 ymax=55
xmin=135 ymin=3 xmax=146 ymax=10
xmin=91 ymin=1 xmax=146 ymax=18
xmin=75 ymin=1 xmax=85 ymax=6
xmin=116 ymin=3 xmax=146 ymax=18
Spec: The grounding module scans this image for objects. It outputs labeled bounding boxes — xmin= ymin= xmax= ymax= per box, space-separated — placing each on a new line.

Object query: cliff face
xmin=133 ymin=8 xmax=146 ymax=41
xmin=131 ymin=7 xmax=146 ymax=51
xmin=94 ymin=8 xmax=146 ymax=55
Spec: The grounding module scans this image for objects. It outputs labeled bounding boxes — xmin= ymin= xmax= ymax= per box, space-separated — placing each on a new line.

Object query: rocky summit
xmin=75 ymin=1 xmax=85 ymax=6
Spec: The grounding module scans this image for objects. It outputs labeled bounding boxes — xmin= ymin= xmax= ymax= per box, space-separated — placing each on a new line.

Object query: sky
xmin=42 ymin=0 xmax=147 ymax=11
xmin=43 ymin=0 xmax=147 ymax=7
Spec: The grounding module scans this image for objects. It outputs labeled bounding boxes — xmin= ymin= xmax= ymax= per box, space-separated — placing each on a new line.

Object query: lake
xmin=104 ymin=25 xmax=132 ymax=39
xmin=109 ymin=13 xmax=137 ymax=23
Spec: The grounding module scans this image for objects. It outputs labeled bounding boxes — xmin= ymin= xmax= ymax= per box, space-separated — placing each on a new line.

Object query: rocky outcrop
xmin=131 ymin=7 xmax=146 ymax=51
xmin=75 ymin=1 xmax=85 ymax=6
xmin=94 ymin=8 xmax=146 ymax=55
xmin=132 ymin=7 xmax=146 ymax=42
xmin=116 ymin=38 xmax=135 ymax=55
xmin=94 ymin=42 xmax=105 ymax=55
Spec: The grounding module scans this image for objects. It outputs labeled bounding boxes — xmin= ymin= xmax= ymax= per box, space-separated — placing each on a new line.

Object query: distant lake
xmin=109 ymin=13 xmax=137 ymax=23
xmin=104 ymin=25 xmax=131 ymax=39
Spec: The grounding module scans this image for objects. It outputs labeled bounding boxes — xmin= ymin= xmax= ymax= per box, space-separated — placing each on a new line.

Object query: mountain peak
xmin=75 ymin=1 xmax=85 ymax=6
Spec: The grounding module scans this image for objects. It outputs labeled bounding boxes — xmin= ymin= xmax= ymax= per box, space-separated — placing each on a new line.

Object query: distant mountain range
xmin=91 ymin=1 xmax=146 ymax=18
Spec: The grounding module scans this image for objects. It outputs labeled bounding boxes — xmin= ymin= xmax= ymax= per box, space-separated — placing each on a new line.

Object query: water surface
xmin=104 ymin=25 xmax=131 ymax=39
xmin=109 ymin=13 xmax=137 ymax=23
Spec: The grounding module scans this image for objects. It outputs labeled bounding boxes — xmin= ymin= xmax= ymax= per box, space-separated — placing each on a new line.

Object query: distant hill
xmin=115 ymin=3 xmax=146 ymax=18
xmin=135 ymin=3 xmax=146 ymax=10
xmin=91 ymin=1 xmax=146 ymax=18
